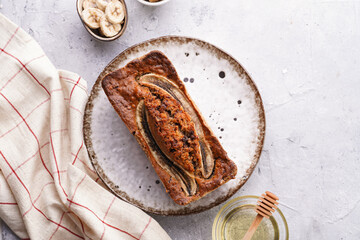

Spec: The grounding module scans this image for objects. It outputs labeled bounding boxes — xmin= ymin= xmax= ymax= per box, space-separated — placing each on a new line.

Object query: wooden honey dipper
xmin=242 ymin=191 xmax=279 ymax=240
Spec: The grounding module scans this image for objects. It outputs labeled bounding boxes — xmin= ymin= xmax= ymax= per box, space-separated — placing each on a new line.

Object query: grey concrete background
xmin=1 ymin=0 xmax=360 ymax=239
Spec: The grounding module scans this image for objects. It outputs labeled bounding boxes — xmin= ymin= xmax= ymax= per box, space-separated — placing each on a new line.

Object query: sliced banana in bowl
xmin=82 ymin=8 xmax=104 ymax=29
xmin=96 ymin=0 xmax=117 ymax=11
xmin=83 ymin=0 xmax=97 ymax=9
xmin=105 ymin=1 xmax=125 ymax=24
xmin=76 ymin=0 xmax=128 ymax=41
xmin=100 ymin=15 xmax=122 ymax=37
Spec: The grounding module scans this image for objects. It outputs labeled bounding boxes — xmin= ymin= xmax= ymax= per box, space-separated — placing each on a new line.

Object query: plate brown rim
xmin=83 ymin=36 xmax=266 ymax=216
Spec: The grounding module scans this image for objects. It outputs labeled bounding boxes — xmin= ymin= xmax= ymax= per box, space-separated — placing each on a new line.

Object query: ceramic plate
xmin=83 ymin=36 xmax=265 ymax=215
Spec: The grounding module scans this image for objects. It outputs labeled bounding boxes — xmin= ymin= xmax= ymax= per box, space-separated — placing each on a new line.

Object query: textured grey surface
xmin=1 ymin=220 xmax=17 ymax=240
xmin=1 ymin=0 xmax=360 ymax=239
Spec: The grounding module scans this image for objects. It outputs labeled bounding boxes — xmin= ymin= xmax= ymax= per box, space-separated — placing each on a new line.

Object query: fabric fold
xmin=0 ymin=13 xmax=170 ymax=240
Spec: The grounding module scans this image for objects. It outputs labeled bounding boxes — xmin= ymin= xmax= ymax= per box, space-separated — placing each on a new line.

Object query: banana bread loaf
xmin=102 ymin=51 xmax=237 ymax=205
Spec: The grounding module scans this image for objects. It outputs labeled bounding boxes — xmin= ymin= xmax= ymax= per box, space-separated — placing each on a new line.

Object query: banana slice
xmin=105 ymin=1 xmax=125 ymax=24
xmin=83 ymin=0 xmax=97 ymax=9
xmin=96 ymin=0 xmax=119 ymax=11
xmin=99 ymin=14 xmax=121 ymax=37
xmin=82 ymin=8 xmax=104 ymax=29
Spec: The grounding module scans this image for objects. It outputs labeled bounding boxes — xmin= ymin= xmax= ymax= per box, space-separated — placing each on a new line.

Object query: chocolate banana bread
xmin=102 ymin=51 xmax=237 ymax=205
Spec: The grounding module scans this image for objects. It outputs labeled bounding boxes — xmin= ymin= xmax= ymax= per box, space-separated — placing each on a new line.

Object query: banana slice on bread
xmin=81 ymin=0 xmax=125 ymax=38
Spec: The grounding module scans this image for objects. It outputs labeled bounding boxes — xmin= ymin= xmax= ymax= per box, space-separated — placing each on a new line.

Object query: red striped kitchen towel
xmin=0 ymin=13 xmax=170 ymax=240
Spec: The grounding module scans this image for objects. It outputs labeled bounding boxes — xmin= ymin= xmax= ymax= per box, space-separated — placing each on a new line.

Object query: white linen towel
xmin=0 ymin=13 xmax=170 ymax=240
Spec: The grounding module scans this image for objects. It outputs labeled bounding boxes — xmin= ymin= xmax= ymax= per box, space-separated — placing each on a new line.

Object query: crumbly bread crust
xmin=144 ymin=86 xmax=201 ymax=174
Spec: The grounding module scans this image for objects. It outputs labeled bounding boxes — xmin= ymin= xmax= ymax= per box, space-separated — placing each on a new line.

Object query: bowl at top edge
xmin=136 ymin=0 xmax=172 ymax=6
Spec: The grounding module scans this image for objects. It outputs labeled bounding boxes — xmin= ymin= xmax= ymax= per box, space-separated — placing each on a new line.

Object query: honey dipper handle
xmin=241 ymin=214 xmax=264 ymax=240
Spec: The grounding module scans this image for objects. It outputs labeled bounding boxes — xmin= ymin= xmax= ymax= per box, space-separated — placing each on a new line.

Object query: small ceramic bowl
xmin=212 ymin=196 xmax=289 ymax=240
xmin=136 ymin=0 xmax=172 ymax=6
xmin=76 ymin=0 xmax=128 ymax=41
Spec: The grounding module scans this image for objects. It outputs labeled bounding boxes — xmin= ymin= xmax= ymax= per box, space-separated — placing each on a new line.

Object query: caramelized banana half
xmin=135 ymin=73 xmax=216 ymax=196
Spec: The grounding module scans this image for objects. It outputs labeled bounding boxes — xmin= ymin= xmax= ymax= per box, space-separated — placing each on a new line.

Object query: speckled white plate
xmin=83 ymin=36 xmax=265 ymax=215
